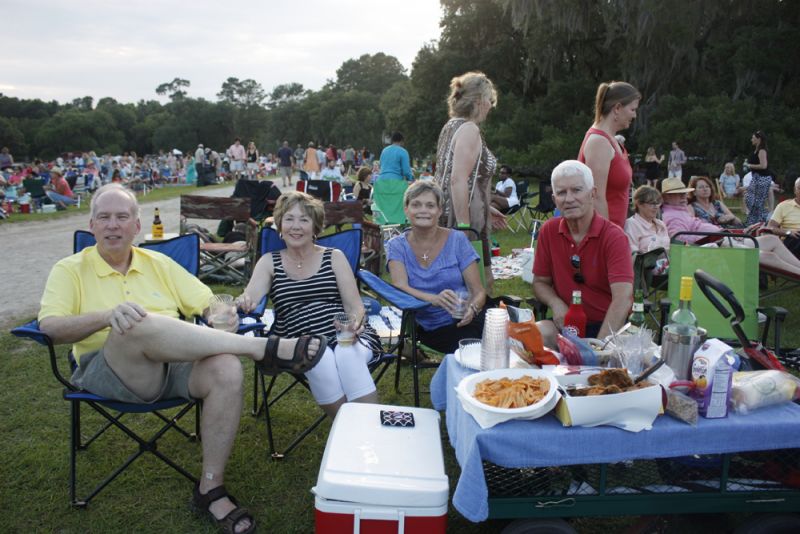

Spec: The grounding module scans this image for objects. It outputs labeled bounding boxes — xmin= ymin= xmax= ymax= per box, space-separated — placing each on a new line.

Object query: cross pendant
xmin=422 ymin=253 xmax=429 ymax=262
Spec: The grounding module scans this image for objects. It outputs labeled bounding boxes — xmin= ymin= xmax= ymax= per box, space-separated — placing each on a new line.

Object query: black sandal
xmin=258 ymin=334 xmax=327 ymax=374
xmin=191 ymin=483 xmax=256 ymax=534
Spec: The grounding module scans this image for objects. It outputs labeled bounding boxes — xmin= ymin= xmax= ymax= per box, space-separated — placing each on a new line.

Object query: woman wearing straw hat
xmin=660 ymin=177 xmax=800 ymax=275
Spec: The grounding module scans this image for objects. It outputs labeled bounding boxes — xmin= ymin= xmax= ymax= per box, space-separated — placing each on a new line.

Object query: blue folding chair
xmin=251 ymin=226 xmax=396 ymax=459
xmin=11 ymin=231 xmax=203 ymax=507
xmin=356 ymin=270 xmax=432 ymax=407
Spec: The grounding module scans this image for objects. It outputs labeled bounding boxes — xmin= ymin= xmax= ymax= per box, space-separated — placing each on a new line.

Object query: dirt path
xmin=0 ymin=182 xmax=298 ymax=329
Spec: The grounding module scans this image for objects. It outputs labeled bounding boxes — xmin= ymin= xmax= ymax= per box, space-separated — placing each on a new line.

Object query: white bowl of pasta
xmin=455 ymin=368 xmax=559 ymax=428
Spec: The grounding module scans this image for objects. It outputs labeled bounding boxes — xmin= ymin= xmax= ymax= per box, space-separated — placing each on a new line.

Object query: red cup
xmin=491 ymin=246 xmax=501 ymax=256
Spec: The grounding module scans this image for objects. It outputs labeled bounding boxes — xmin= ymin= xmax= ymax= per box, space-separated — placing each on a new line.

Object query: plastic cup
xmin=451 ymin=289 xmax=470 ymax=319
xmin=209 ymin=294 xmax=237 ymax=331
xmin=333 ymin=312 xmax=357 ymax=346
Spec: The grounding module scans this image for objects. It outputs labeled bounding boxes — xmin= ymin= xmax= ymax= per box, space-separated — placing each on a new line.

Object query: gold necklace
xmin=286 ymin=249 xmax=309 ymax=269
xmin=412 ymin=227 xmax=438 ymax=264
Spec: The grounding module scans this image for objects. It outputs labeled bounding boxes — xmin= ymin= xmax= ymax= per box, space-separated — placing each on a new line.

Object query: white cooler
xmin=312 ymin=403 xmax=449 ymax=533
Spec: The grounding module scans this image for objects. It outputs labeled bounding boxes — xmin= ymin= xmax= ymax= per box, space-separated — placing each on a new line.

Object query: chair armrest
xmin=11 ymin=319 xmax=74 ymax=390
xmin=356 ymin=270 xmax=430 ymax=311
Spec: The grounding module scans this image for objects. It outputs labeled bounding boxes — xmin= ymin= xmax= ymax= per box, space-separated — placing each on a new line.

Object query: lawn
xmin=1 ymin=223 xmax=798 ymax=533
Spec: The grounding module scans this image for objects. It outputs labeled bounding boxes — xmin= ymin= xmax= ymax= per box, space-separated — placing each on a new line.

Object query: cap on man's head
xmin=198 ymin=143 xmax=204 ymax=148
xmin=661 ymin=177 xmax=694 ymax=194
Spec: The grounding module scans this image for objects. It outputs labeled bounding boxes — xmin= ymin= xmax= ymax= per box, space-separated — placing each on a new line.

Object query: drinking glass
xmin=333 ymin=312 xmax=357 ymax=346
xmin=209 ymin=294 xmax=238 ymax=331
xmin=451 ymin=289 xmax=470 ymax=319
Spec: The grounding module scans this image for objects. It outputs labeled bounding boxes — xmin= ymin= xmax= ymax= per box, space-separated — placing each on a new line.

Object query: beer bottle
xmin=152 ymin=207 xmax=164 ymax=239
xmin=629 ymin=289 xmax=646 ymax=331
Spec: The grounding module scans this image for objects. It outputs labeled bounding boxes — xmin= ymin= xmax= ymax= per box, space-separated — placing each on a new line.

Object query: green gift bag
xmin=667 ymin=242 xmax=759 ymax=339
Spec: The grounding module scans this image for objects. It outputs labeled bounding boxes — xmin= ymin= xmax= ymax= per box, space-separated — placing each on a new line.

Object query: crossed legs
xmin=102 ymin=313 xmax=320 ymax=531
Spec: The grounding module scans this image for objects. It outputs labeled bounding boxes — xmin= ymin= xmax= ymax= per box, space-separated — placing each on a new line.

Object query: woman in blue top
xmin=386 ymin=181 xmax=487 ymax=353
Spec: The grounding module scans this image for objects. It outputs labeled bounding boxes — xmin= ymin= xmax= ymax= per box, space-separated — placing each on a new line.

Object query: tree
xmin=155 ymin=78 xmax=191 ymax=101
xmin=217 ymin=77 xmax=267 ymax=107
xmin=267 ymin=83 xmax=308 ymax=109
xmin=333 ymin=53 xmax=408 ymax=95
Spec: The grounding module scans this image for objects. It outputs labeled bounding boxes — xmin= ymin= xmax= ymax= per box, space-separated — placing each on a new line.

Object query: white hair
xmin=795 ymin=177 xmax=800 ymax=189
xmin=551 ymin=160 xmax=594 ymax=190
xmin=90 ymin=184 xmax=140 ymax=219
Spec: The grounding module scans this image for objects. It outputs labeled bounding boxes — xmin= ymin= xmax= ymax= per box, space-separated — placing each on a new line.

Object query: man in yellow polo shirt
xmin=768 ymin=177 xmax=800 ymax=258
xmin=38 ymin=184 xmax=325 ymax=533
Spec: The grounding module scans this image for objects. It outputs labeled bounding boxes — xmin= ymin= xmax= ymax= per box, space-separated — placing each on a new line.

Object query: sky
xmin=2 ymin=0 xmax=443 ymax=105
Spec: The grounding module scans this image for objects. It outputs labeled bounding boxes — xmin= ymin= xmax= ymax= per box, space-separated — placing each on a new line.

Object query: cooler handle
xmin=353 ymin=508 xmax=405 ymax=534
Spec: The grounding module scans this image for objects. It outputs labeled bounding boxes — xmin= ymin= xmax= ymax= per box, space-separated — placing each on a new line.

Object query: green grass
xmin=1 ymin=227 xmax=798 ymax=533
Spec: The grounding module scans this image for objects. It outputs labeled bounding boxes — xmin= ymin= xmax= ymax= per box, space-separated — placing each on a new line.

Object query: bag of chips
xmin=500 ymin=302 xmax=559 ymax=366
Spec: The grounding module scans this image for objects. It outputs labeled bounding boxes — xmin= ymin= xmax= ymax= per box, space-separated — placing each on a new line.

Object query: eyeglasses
xmin=570 ymin=255 xmax=584 ymax=284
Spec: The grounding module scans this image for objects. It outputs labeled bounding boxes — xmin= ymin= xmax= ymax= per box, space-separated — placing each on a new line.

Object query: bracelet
xmin=457 ymin=223 xmax=471 ymax=229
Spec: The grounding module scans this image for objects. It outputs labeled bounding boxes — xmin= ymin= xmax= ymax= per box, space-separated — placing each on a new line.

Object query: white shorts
xmin=230 ymin=160 xmax=244 ymax=172
xmin=304 ymin=343 xmax=375 ymax=404
xmin=668 ymin=168 xmax=682 ymax=179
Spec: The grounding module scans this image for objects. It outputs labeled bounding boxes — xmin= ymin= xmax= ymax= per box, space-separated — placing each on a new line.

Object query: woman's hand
xmin=456 ymin=303 xmax=477 ymax=327
xmin=235 ymin=293 xmax=256 ymax=313
xmin=432 ymin=289 xmax=459 ymax=314
xmin=490 ymin=206 xmax=508 ymax=230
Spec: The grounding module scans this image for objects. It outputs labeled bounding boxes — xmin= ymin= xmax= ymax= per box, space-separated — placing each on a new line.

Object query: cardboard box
xmin=313 ymin=403 xmax=449 ymax=534
xmin=552 ymin=369 xmax=664 ymax=432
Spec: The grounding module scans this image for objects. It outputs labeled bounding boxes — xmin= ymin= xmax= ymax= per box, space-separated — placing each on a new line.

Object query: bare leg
xmin=103 ymin=313 xmax=319 ymax=400
xmin=757 ymin=235 xmax=800 ymax=270
xmin=353 ymin=390 xmax=379 ymax=404
xmin=319 ymin=397 xmax=346 ymax=418
xmin=760 ymin=252 xmax=800 ymax=276
xmin=188 ymin=354 xmax=251 ymax=531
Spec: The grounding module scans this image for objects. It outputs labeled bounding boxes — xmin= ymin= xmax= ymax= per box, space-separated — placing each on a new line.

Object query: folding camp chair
xmin=505 ymin=181 xmax=536 ymax=233
xmin=527 ymin=178 xmax=556 ymax=224
xmin=250 ymin=227 xmax=397 ymax=459
xmin=371 ymin=179 xmax=408 ymax=240
xmin=297 ymin=179 xmax=342 ymax=201
xmin=322 ymin=200 xmax=381 ymax=273
xmin=22 ymin=177 xmax=48 ymax=210
xmin=10 ymin=232 xmax=203 ymax=507
xmin=658 ymin=231 xmax=786 ymax=351
xmin=180 ymin=194 xmax=256 ymax=285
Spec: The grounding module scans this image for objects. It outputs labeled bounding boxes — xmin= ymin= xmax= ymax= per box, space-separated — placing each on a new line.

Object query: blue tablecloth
xmin=430 ymin=354 xmax=800 ymax=522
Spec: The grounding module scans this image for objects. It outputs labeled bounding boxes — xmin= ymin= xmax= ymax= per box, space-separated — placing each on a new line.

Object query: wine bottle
xmin=563 ymin=290 xmax=587 ymax=338
xmin=668 ymin=276 xmax=697 ymax=335
xmin=629 ymin=289 xmax=646 ymax=331
xmin=151 ymin=207 xmax=164 ymax=239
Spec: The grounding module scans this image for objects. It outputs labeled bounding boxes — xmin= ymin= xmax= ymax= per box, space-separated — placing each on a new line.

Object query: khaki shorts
xmin=279 ymin=165 xmax=292 ymax=178
xmin=71 ymin=348 xmax=194 ymax=403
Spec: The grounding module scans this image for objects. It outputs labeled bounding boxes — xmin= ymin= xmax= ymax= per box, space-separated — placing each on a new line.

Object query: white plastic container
xmin=312 ymin=403 xmax=449 ymax=534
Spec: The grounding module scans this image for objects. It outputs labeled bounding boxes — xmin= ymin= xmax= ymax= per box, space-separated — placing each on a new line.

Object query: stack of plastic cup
xmin=480 ymin=308 xmax=510 ymax=371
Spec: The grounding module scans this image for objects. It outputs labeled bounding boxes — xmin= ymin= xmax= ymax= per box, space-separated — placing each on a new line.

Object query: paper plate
xmin=454 ymin=341 xmax=482 ymax=370
xmin=455 ymin=368 xmax=559 ymax=428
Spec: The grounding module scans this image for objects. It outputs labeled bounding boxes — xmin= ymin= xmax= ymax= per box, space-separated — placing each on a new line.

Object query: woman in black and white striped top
xmin=238 ymin=192 xmax=379 ymax=418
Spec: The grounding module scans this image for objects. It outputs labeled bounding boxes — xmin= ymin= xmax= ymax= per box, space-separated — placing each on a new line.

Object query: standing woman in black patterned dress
xmin=434 ymin=71 xmax=506 ymax=289
xmin=745 ymin=130 xmax=772 ymax=225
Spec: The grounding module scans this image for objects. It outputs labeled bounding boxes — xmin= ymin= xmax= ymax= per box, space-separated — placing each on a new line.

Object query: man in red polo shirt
xmin=533 ymin=160 xmax=633 ymax=346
